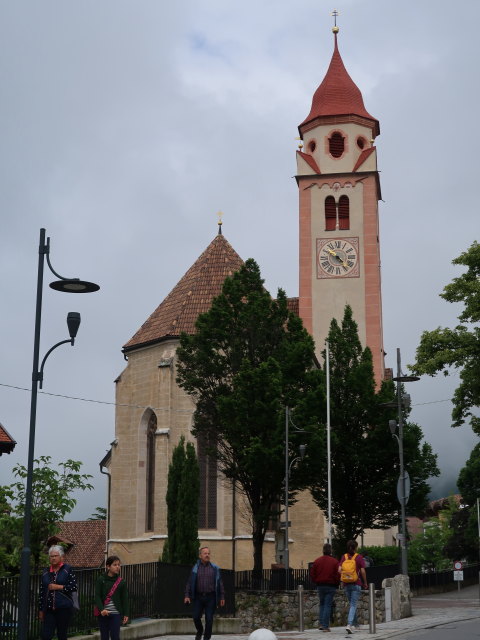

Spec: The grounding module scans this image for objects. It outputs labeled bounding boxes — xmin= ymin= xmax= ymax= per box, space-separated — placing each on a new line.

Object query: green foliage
xmin=0 ymin=456 xmax=93 ymax=575
xmin=303 ymin=306 xmax=439 ymax=551
xmin=457 ymin=442 xmax=480 ymax=507
xmin=176 ymin=259 xmax=316 ymax=571
xmin=407 ymin=498 xmax=465 ymax=572
xmin=162 ymin=436 xmax=199 ymax=564
xmin=411 ymin=241 xmax=480 ymax=433
xmin=88 ymin=506 xmax=107 ymax=520
xmin=455 ymin=444 xmax=480 ymax=561
xmin=358 ymin=545 xmax=399 ymax=566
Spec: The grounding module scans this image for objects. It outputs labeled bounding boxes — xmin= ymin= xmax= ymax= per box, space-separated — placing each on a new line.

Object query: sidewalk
xmin=146 ymin=585 xmax=480 ymax=640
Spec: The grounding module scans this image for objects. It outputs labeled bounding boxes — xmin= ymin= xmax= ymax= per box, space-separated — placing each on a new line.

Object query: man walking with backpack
xmin=339 ymin=540 xmax=367 ymax=634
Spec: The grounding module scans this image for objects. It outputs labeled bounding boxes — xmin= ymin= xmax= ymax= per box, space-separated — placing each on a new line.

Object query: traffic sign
xmin=453 ymin=561 xmax=463 ymax=570
xmin=453 ymin=570 xmax=464 ymax=581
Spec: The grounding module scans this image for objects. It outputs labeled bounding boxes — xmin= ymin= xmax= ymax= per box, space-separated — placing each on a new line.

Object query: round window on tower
xmin=356 ymin=136 xmax=367 ymax=150
xmin=329 ymin=132 xmax=344 ymax=158
xmin=308 ymin=140 xmax=317 ymax=153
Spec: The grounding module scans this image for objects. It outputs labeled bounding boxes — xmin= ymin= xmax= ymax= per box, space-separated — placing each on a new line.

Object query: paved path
xmin=147 ymin=585 xmax=480 ymax=640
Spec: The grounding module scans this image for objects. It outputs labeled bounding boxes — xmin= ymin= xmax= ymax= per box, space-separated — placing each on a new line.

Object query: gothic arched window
xmin=197 ymin=433 xmax=217 ymax=529
xmin=338 ymin=195 xmax=350 ymax=230
xmin=325 ymin=196 xmax=336 ymax=231
xmin=146 ymin=413 xmax=157 ymax=531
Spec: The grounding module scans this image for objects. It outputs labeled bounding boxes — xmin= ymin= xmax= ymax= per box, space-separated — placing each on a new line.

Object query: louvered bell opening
xmin=329 ymin=132 xmax=345 ymax=158
xmin=325 ymin=196 xmax=336 ymax=231
xmin=338 ymin=195 xmax=350 ymax=230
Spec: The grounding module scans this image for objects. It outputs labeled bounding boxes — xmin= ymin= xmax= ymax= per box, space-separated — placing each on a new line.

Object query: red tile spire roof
xmin=123 ymin=231 xmax=244 ymax=352
xmin=299 ymin=31 xmax=379 ymax=136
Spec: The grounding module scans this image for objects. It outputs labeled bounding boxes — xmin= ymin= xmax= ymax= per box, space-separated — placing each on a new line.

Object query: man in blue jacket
xmin=184 ymin=547 xmax=225 ymax=640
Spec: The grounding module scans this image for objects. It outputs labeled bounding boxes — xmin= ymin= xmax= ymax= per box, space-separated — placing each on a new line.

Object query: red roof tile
xmin=296 ymin=150 xmax=321 ymax=174
xmin=352 ymin=146 xmax=376 ymax=172
xmin=287 ymin=297 xmax=299 ymax=316
xmin=0 ymin=423 xmax=16 ymax=456
xmin=300 ymin=33 xmax=379 ymax=136
xmin=123 ymin=232 xmax=244 ymax=352
xmin=48 ymin=520 xmax=106 ymax=568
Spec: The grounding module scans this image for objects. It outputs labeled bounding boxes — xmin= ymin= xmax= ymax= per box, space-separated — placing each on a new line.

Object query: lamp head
xmin=389 ymin=419 xmax=397 ymax=435
xmin=67 ymin=312 xmax=81 ymax=340
xmin=299 ymin=444 xmax=306 ymax=460
xmin=50 ymin=278 xmax=100 ymax=293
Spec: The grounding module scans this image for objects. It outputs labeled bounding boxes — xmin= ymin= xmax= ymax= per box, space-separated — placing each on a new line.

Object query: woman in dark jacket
xmin=95 ymin=555 xmax=129 ymax=640
xmin=39 ymin=545 xmax=77 ymax=640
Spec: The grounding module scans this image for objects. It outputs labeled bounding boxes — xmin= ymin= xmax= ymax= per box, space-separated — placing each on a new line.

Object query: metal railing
xmin=0 ymin=562 xmax=235 ymax=639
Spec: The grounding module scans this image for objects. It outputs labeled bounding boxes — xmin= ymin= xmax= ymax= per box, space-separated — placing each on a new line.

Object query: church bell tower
xmin=296 ymin=23 xmax=384 ymax=382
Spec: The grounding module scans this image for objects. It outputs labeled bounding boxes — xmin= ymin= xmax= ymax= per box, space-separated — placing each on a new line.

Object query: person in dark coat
xmin=184 ymin=546 xmax=225 ymax=640
xmin=39 ymin=545 xmax=77 ymax=640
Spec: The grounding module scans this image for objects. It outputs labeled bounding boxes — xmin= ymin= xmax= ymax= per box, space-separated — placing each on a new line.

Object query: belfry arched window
xmin=325 ymin=196 xmax=336 ymax=231
xmin=329 ymin=131 xmax=345 ymax=158
xmin=146 ymin=413 xmax=157 ymax=531
xmin=338 ymin=195 xmax=350 ymax=230
xmin=197 ymin=433 xmax=217 ymax=529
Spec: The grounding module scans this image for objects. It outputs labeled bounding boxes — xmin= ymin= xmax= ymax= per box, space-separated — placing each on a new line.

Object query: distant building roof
xmin=0 ymin=423 xmax=16 ymax=456
xmin=123 ymin=231 xmax=244 ymax=352
xmin=47 ymin=520 xmax=106 ymax=568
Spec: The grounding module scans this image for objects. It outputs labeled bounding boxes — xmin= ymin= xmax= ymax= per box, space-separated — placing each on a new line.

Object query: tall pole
xmin=326 ymin=340 xmax=332 ymax=544
xmin=17 ymin=229 xmax=47 ymax=640
xmin=397 ymin=348 xmax=408 ymax=575
xmin=284 ymin=406 xmax=290 ymax=589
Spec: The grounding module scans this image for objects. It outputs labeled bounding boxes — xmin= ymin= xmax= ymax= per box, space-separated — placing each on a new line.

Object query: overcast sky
xmin=0 ymin=1 xmax=478 ymax=520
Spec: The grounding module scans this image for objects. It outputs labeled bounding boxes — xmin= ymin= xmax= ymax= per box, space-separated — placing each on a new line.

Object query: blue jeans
xmin=98 ymin=613 xmax=122 ymax=640
xmin=316 ymin=585 xmax=336 ymax=629
xmin=344 ymin=584 xmax=361 ymax=626
xmin=193 ymin=592 xmax=216 ymax=640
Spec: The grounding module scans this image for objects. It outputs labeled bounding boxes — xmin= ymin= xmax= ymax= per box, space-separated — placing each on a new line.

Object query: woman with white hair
xmin=38 ymin=545 xmax=78 ymax=640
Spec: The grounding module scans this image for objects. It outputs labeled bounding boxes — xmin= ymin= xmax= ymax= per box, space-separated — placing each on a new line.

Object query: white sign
xmin=453 ymin=570 xmax=464 ymax=581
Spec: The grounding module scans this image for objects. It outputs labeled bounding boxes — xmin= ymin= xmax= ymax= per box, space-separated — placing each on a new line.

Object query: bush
xmin=358 ymin=545 xmax=400 ymax=566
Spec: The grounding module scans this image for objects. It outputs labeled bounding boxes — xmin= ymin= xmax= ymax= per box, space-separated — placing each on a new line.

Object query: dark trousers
xmin=41 ymin=608 xmax=73 ymax=640
xmin=98 ymin=613 xmax=122 ymax=640
xmin=192 ymin=592 xmax=216 ymax=640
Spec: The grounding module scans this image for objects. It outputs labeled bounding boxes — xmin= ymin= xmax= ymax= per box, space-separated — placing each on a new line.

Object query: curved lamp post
xmin=17 ymin=228 xmax=99 ymax=640
xmin=284 ymin=407 xmax=306 ymax=589
xmin=389 ymin=348 xmax=419 ymax=576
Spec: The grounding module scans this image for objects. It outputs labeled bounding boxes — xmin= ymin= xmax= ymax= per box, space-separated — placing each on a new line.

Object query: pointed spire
xmin=123 ymin=233 xmax=244 ymax=352
xmin=299 ymin=29 xmax=379 ymax=136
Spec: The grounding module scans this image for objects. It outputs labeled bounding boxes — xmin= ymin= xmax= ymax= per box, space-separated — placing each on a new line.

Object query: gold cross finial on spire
xmin=216 ymin=210 xmax=223 ymax=234
xmin=295 ymin=136 xmax=303 ymax=150
xmin=331 ymin=8 xmax=340 ymax=33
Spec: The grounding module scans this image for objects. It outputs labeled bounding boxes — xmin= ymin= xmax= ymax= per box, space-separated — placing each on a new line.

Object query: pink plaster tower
xmin=296 ymin=23 xmax=385 ymax=383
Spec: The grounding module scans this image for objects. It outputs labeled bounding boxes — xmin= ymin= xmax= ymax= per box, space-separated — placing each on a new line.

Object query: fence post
xmin=297 ymin=584 xmax=304 ymax=631
xmin=368 ymin=583 xmax=376 ymax=634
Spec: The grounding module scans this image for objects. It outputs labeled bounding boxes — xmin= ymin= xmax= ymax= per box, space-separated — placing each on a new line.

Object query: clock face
xmin=317 ymin=237 xmax=360 ymax=279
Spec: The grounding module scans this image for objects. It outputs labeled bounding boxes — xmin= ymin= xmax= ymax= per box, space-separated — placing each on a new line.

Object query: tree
xmin=162 ymin=436 xmax=200 ymax=564
xmin=455 ymin=443 xmax=480 ymax=561
xmin=303 ymin=306 xmax=439 ymax=552
xmin=411 ymin=241 xmax=480 ymax=433
xmin=88 ymin=506 xmax=107 ymax=520
xmin=176 ymin=259 xmax=316 ymax=571
xmin=0 ymin=456 xmax=93 ymax=574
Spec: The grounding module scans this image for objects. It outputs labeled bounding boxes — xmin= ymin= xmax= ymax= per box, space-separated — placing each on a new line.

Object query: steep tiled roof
xmin=0 ymin=423 xmax=16 ymax=456
xmin=300 ymin=33 xmax=379 ymax=136
xmin=287 ymin=297 xmax=299 ymax=316
xmin=123 ymin=232 xmax=244 ymax=352
xmin=47 ymin=520 xmax=106 ymax=568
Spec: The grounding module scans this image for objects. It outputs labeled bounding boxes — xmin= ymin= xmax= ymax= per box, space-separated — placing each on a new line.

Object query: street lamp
xmin=389 ymin=347 xmax=419 ymax=576
xmin=17 ymin=228 xmax=99 ymax=640
xmin=284 ymin=407 xmax=306 ymax=589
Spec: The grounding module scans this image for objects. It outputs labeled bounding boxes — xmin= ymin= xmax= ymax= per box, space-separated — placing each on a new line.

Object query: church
xmin=105 ymin=24 xmax=391 ymax=570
